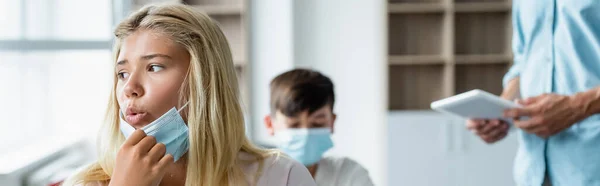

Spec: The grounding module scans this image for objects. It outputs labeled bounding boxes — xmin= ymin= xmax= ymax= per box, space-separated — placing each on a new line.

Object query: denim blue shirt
xmin=504 ymin=1 xmax=600 ymax=185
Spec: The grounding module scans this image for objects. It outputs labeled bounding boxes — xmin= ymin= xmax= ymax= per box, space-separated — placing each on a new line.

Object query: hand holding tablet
xmin=431 ymin=89 xmax=519 ymax=143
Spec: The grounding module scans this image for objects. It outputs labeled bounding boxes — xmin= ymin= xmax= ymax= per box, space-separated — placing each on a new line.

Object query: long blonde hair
xmin=64 ymin=3 xmax=275 ymax=186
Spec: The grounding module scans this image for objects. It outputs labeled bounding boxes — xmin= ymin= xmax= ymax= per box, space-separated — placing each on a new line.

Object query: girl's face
xmin=116 ymin=29 xmax=190 ymax=128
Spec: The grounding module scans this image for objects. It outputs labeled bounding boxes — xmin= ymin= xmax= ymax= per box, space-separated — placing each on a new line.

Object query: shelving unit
xmin=388 ymin=3 xmax=446 ymax=13
xmin=389 ymin=65 xmax=445 ymax=110
xmin=389 ymin=13 xmax=444 ymax=56
xmin=455 ymin=63 xmax=508 ymax=95
xmin=388 ymin=0 xmax=512 ymax=110
xmin=454 ymin=2 xmax=511 ymax=12
xmin=130 ymin=0 xmax=250 ymax=109
xmin=389 ymin=55 xmax=445 ymax=65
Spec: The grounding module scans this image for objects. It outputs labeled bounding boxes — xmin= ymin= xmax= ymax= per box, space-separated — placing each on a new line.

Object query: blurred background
xmin=0 ymin=0 xmax=517 ymax=185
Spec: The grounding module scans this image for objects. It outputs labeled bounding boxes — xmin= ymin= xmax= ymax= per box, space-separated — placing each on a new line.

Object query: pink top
xmin=74 ymin=152 xmax=316 ymax=186
xmin=240 ymin=152 xmax=316 ymax=186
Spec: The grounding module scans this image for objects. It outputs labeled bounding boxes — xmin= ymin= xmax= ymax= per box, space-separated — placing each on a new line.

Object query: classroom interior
xmin=0 ymin=0 xmax=518 ymax=185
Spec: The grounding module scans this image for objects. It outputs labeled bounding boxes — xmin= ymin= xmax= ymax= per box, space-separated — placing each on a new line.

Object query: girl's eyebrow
xmin=140 ymin=54 xmax=172 ymax=60
xmin=116 ymin=54 xmax=173 ymax=66
xmin=116 ymin=60 xmax=127 ymax=66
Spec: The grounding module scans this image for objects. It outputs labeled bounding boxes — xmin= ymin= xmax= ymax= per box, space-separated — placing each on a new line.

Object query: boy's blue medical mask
xmin=275 ymin=128 xmax=334 ymax=166
xmin=119 ymin=103 xmax=189 ymax=162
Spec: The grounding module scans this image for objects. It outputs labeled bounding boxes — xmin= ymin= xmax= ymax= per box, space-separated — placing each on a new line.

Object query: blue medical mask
xmin=275 ymin=128 xmax=334 ymax=166
xmin=119 ymin=103 xmax=189 ymax=162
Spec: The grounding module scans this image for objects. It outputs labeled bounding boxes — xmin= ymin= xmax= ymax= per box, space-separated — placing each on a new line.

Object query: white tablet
xmin=431 ymin=89 xmax=520 ymax=120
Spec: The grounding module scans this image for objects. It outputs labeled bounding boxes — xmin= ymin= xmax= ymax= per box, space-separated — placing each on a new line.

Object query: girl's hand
xmin=109 ymin=130 xmax=174 ymax=186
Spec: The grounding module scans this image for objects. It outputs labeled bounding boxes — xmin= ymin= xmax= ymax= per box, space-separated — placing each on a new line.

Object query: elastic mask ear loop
xmin=119 ymin=110 xmax=125 ymax=120
xmin=177 ymin=102 xmax=190 ymax=112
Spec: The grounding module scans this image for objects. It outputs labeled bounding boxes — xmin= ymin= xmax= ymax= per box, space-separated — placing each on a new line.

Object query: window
xmin=0 ymin=0 xmax=115 ymax=156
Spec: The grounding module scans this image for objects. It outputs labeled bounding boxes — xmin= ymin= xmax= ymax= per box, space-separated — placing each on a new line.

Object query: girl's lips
xmin=125 ymin=112 xmax=147 ymax=126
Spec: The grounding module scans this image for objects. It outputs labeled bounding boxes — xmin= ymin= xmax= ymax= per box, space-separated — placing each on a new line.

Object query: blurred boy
xmin=264 ymin=69 xmax=374 ymax=186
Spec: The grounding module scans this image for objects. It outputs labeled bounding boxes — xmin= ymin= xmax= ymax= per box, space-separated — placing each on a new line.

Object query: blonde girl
xmin=63 ymin=3 xmax=315 ymax=186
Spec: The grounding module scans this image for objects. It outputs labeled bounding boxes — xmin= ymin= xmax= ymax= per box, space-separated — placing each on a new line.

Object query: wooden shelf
xmin=455 ymin=12 xmax=509 ymax=55
xmin=387 ymin=0 xmax=512 ymax=110
xmin=455 ymin=64 xmax=509 ymax=95
xmin=388 ymin=3 xmax=445 ymax=13
xmin=389 ymin=13 xmax=443 ymax=55
xmin=455 ymin=54 xmax=511 ymax=64
xmin=389 ymin=55 xmax=445 ymax=65
xmin=454 ymin=2 xmax=511 ymax=13
xmin=191 ymin=5 xmax=244 ymax=15
xmin=389 ymin=65 xmax=445 ymax=110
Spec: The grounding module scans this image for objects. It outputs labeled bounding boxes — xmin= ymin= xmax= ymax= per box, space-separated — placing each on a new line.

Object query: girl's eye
xmin=117 ymin=72 xmax=129 ymax=80
xmin=149 ymin=65 xmax=164 ymax=72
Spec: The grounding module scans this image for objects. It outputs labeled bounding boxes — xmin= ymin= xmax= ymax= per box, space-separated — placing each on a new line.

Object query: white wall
xmin=388 ymin=111 xmax=519 ymax=186
xmin=249 ymin=0 xmax=295 ymax=143
xmin=250 ymin=0 xmax=388 ymax=185
xmin=292 ymin=1 xmax=388 ymax=186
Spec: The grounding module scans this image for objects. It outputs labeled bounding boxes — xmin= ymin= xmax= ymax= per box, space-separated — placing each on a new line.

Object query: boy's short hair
xmin=269 ymin=69 xmax=335 ymax=117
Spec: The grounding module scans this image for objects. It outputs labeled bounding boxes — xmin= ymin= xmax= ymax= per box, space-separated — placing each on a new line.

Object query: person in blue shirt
xmin=465 ymin=1 xmax=600 ymax=186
